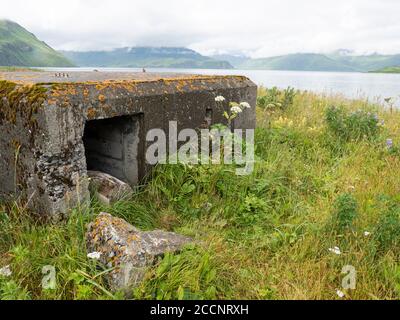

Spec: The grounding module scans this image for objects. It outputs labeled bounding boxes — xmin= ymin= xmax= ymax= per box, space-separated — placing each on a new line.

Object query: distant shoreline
xmin=3 ymin=65 xmax=400 ymax=75
xmin=368 ymin=67 xmax=400 ymax=74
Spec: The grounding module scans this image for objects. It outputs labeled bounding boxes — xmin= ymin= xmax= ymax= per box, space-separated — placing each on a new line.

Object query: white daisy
xmin=364 ymin=231 xmax=371 ymax=237
xmin=87 ymin=252 xmax=102 ymax=260
xmin=336 ymin=290 xmax=345 ymax=298
xmin=328 ymin=246 xmax=341 ymax=255
xmin=215 ymin=96 xmax=226 ymax=102
xmin=0 ymin=265 xmax=12 ymax=277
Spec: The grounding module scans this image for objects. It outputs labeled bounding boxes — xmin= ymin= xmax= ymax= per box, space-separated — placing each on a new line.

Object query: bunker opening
xmin=83 ymin=114 xmax=143 ymax=186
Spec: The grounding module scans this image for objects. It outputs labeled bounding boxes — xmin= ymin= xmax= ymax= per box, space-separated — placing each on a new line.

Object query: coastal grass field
xmin=1 ymin=88 xmax=400 ymax=300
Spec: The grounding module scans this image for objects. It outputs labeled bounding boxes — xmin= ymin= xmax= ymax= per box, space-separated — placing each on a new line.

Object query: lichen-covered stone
xmin=88 ymin=171 xmax=133 ymax=205
xmin=86 ymin=212 xmax=193 ymax=293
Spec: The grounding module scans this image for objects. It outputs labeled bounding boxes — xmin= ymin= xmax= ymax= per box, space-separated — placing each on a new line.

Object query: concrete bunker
xmin=0 ymin=71 xmax=257 ymax=219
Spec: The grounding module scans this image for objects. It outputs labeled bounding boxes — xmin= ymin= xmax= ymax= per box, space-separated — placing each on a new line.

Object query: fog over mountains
xmin=1 ymin=19 xmax=400 ymax=72
xmin=61 ymin=47 xmax=233 ymax=69
xmin=212 ymin=51 xmax=400 ymax=72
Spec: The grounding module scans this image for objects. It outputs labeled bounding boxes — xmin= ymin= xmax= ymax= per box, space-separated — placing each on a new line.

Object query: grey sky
xmin=1 ymin=0 xmax=400 ymax=57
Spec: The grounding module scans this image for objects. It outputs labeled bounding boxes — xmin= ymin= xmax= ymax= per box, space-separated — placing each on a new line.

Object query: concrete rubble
xmin=86 ymin=212 xmax=193 ymax=293
xmin=88 ymin=170 xmax=133 ymax=205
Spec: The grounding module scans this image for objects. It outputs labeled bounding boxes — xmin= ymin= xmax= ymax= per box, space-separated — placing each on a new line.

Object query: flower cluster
xmin=215 ymin=96 xmax=251 ymax=124
xmin=240 ymin=102 xmax=251 ymax=110
xmin=230 ymin=105 xmax=243 ymax=115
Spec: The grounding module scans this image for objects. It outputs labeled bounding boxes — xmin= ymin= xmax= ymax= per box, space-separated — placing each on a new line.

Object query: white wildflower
xmin=240 ymin=102 xmax=251 ymax=109
xmin=215 ymin=96 xmax=226 ymax=102
xmin=0 ymin=265 xmax=12 ymax=277
xmin=87 ymin=252 xmax=102 ymax=260
xmin=364 ymin=231 xmax=371 ymax=237
xmin=336 ymin=290 xmax=345 ymax=298
xmin=328 ymin=246 xmax=341 ymax=255
xmin=231 ymin=106 xmax=243 ymax=114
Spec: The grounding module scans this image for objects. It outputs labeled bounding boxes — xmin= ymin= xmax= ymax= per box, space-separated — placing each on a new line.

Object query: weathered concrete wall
xmin=0 ymin=72 xmax=257 ymax=220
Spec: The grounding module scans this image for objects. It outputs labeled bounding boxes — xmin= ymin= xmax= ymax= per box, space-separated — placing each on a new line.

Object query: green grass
xmin=1 ymin=89 xmax=400 ymax=300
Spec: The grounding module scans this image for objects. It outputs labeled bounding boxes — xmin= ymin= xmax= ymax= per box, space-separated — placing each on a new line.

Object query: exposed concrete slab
xmin=0 ymin=71 xmax=257 ymax=220
xmin=0 ymin=71 xmax=247 ymax=85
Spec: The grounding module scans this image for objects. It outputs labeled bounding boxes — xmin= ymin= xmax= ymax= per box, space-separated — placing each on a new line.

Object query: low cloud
xmin=2 ymin=0 xmax=400 ymax=57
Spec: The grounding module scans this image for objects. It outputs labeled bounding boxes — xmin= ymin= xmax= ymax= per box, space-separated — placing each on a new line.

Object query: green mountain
xmin=227 ymin=51 xmax=400 ymax=72
xmin=62 ymin=47 xmax=233 ymax=69
xmin=0 ymin=19 xmax=74 ymax=67
xmin=236 ymin=53 xmax=358 ymax=71
xmin=327 ymin=52 xmax=400 ymax=72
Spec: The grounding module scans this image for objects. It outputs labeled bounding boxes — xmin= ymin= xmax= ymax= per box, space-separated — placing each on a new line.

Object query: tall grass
xmin=1 ymin=89 xmax=400 ymax=300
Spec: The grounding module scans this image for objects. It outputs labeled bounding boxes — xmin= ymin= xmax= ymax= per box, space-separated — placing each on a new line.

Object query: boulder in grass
xmin=88 ymin=171 xmax=133 ymax=205
xmin=86 ymin=212 xmax=193 ymax=294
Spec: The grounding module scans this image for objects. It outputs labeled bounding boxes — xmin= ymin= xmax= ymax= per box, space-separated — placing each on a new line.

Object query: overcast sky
xmin=1 ymin=0 xmax=400 ymax=57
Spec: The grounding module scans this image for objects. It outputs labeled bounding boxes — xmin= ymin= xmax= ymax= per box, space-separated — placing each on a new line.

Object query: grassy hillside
xmin=62 ymin=47 xmax=233 ymax=69
xmin=369 ymin=66 xmax=400 ymax=74
xmin=237 ymin=53 xmax=358 ymax=71
xmin=1 ymin=89 xmax=400 ymax=300
xmin=223 ymin=51 xmax=400 ymax=72
xmin=0 ymin=20 xmax=74 ymax=67
xmin=328 ymin=53 xmax=400 ymax=72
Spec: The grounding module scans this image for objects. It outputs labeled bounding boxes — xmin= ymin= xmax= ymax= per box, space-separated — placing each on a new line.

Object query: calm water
xmin=43 ymin=67 xmax=400 ymax=106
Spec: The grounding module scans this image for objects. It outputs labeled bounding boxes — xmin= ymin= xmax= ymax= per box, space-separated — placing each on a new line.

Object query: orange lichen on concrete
xmin=98 ymin=94 xmax=106 ymax=103
xmin=87 ymin=107 xmax=97 ymax=119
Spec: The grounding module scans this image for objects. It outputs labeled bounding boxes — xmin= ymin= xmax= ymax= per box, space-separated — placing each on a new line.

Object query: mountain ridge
xmin=61 ymin=47 xmax=234 ymax=69
xmin=218 ymin=52 xmax=400 ymax=72
xmin=237 ymin=53 xmax=359 ymax=72
xmin=0 ymin=19 xmax=74 ymax=67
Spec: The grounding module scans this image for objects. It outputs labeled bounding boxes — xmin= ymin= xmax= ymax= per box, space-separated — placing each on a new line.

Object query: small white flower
xmin=328 ymin=246 xmax=341 ymax=255
xmin=0 ymin=265 xmax=12 ymax=277
xmin=336 ymin=290 xmax=345 ymax=298
xmin=87 ymin=252 xmax=102 ymax=260
xmin=240 ymin=102 xmax=251 ymax=109
xmin=231 ymin=106 xmax=243 ymax=114
xmin=364 ymin=231 xmax=371 ymax=237
xmin=215 ymin=96 xmax=226 ymax=102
